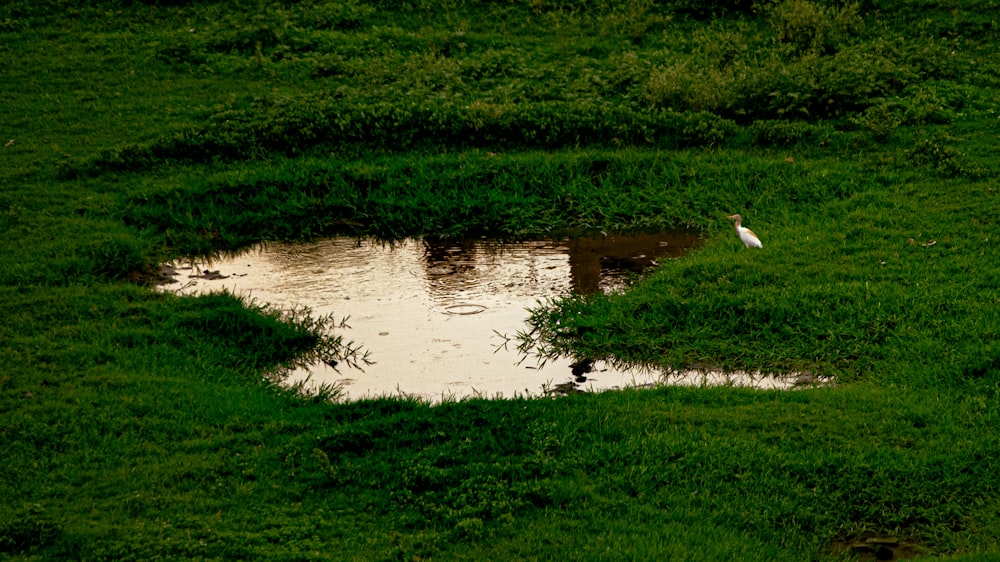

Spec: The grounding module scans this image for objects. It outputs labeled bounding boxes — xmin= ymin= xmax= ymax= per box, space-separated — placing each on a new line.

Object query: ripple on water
xmin=444 ymin=303 xmax=488 ymax=315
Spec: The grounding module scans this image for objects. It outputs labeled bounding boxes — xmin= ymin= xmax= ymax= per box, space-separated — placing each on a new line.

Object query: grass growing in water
xmin=2 ymin=0 xmax=1000 ymax=559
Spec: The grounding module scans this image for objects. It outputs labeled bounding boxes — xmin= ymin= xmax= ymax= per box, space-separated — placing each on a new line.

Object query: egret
xmin=726 ymin=214 xmax=763 ymax=248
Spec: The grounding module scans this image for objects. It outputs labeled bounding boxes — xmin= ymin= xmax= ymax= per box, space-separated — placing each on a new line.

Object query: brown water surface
xmin=162 ymin=232 xmax=812 ymax=401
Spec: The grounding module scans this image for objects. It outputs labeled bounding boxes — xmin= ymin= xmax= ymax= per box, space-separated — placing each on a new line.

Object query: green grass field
xmin=3 ymin=0 xmax=1000 ymax=559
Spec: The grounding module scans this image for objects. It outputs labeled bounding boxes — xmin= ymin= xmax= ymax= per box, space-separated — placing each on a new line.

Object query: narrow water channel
xmin=161 ymin=232 xmax=806 ymax=401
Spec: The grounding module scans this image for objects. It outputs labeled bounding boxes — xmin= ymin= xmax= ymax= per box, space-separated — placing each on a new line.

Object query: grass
xmin=520 ymin=162 xmax=1000 ymax=386
xmin=2 ymin=0 xmax=1000 ymax=559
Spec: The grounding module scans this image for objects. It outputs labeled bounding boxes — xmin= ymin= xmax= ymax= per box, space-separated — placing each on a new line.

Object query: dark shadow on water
xmin=419 ymin=230 xmax=700 ymax=299
xmin=563 ymin=231 xmax=698 ymax=294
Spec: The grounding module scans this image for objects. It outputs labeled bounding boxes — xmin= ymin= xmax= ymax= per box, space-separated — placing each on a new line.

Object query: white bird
xmin=727 ymin=214 xmax=763 ymax=248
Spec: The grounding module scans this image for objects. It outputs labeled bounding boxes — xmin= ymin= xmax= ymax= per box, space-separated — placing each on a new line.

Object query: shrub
xmin=849 ymin=101 xmax=904 ymax=141
xmin=0 ymin=505 xmax=62 ymax=554
xmin=644 ymin=60 xmax=743 ymax=114
xmin=297 ymin=0 xmax=375 ymax=31
xmin=766 ymin=0 xmax=863 ymax=54
xmin=747 ymin=119 xmax=826 ymax=147
xmin=906 ymin=134 xmax=986 ymax=178
xmin=666 ymin=0 xmax=756 ymax=18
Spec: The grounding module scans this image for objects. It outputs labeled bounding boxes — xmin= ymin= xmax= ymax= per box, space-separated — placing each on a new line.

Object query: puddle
xmin=161 ymin=232 xmax=822 ymax=401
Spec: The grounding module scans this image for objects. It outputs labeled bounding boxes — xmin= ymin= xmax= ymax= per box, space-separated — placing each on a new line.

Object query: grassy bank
xmin=3 ymin=0 xmax=1000 ymax=559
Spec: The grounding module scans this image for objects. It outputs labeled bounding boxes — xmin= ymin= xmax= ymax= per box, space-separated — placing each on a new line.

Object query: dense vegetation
xmin=2 ymin=0 xmax=999 ymax=559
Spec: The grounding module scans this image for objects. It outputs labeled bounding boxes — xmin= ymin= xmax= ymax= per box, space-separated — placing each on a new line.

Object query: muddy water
xmin=163 ymin=232 xmax=810 ymax=401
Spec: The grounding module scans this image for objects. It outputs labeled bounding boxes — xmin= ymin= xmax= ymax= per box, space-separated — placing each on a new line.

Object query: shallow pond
xmin=162 ymin=232 xmax=810 ymax=401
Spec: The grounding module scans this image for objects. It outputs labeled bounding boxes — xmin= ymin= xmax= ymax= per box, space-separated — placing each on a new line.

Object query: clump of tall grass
xmin=165 ymin=290 xmax=367 ymax=379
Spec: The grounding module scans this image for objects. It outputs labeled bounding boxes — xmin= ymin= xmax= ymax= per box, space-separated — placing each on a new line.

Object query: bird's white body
xmin=727 ymin=214 xmax=763 ymax=248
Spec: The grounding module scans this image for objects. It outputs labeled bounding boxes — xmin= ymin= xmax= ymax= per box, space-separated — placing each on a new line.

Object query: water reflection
xmin=562 ymin=231 xmax=695 ymax=294
xmin=161 ymin=232 xmax=726 ymax=401
xmin=418 ymin=231 xmax=698 ymax=301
